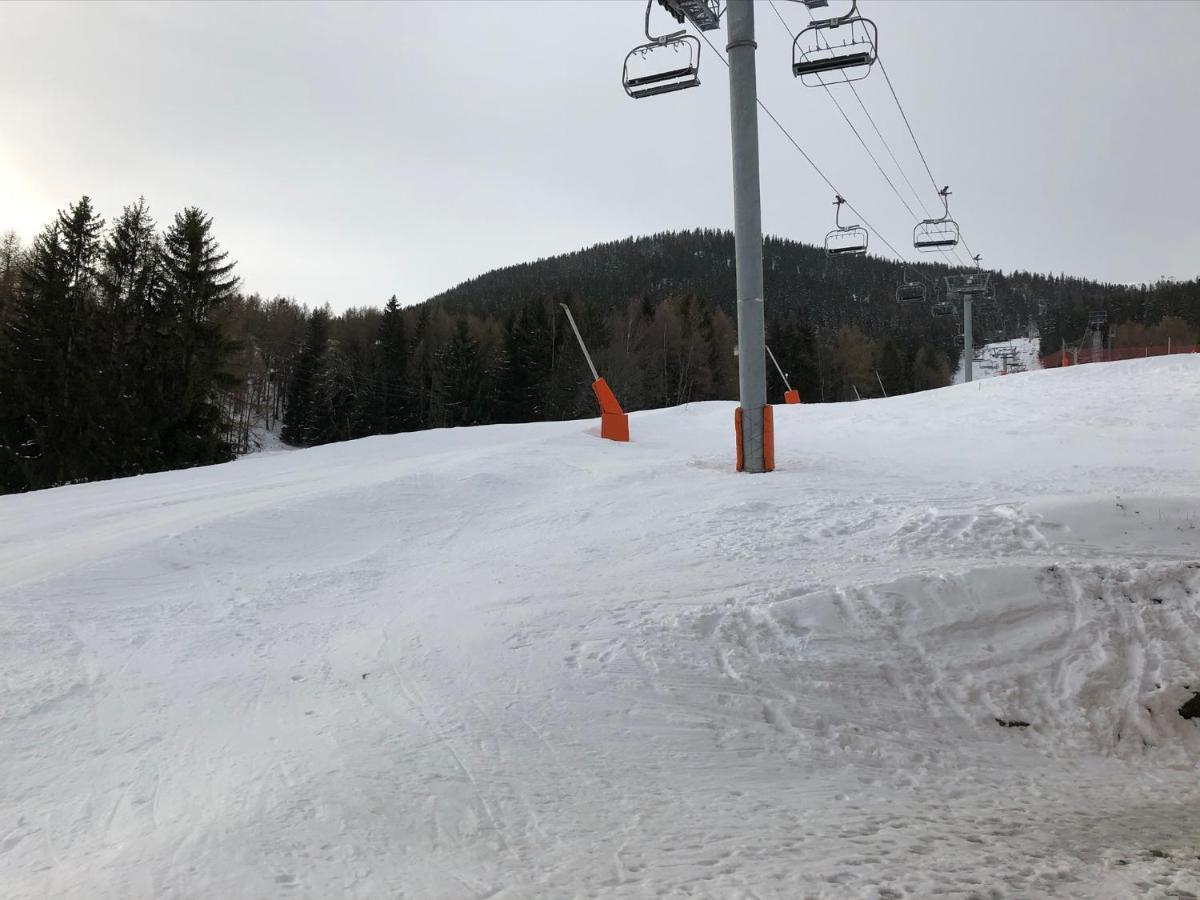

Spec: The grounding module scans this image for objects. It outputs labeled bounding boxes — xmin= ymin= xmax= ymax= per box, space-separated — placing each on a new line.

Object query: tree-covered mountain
xmin=2 ymin=210 xmax=1197 ymax=495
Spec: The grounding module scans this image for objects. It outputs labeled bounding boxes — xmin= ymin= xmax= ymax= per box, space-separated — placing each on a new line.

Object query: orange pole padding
xmin=591 ymin=377 xmax=629 ymax=442
xmin=763 ymin=404 xmax=775 ymax=472
xmin=783 ymin=389 xmax=801 ymax=404
xmin=734 ymin=407 xmax=744 ymax=472
xmin=734 ymin=405 xmax=775 ymax=472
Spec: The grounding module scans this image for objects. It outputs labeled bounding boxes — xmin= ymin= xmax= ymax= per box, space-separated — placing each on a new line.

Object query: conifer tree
xmin=156 ymin=207 xmax=239 ymax=467
xmin=281 ymin=306 xmax=330 ymax=446
xmin=0 ymin=197 xmax=105 ymax=490
xmin=375 ymin=295 xmax=409 ymax=433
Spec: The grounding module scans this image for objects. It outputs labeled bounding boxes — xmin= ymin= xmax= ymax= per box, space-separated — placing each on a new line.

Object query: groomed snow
xmin=2 ymin=356 xmax=1199 ymax=899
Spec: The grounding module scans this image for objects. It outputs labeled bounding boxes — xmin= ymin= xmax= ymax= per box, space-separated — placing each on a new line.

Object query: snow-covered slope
xmin=2 ymin=357 xmax=1199 ymax=899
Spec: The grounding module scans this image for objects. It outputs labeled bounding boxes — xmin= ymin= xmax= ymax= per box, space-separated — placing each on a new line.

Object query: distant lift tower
xmin=944 ymin=271 xmax=993 ymax=383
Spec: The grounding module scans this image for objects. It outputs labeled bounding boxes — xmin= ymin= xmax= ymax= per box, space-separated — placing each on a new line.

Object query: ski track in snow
xmin=1 ymin=356 xmax=1199 ymax=898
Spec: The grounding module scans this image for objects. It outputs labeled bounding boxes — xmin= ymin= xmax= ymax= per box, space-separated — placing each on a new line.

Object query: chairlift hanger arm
xmin=646 ymin=0 xmax=687 ymax=44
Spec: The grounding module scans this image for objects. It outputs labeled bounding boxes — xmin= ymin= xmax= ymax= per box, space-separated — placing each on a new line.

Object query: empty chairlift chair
xmin=825 ymin=194 xmax=868 ymax=256
xmin=895 ymin=268 xmax=926 ymax=303
xmin=623 ymin=0 xmax=702 ymax=99
xmin=792 ymin=0 xmax=878 ymax=87
xmin=913 ymin=186 xmax=961 ymax=252
xmin=931 ymin=300 xmax=957 ymax=319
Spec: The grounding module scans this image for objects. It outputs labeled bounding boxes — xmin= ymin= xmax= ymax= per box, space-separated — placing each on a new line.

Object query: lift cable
xmin=865 ymin=8 xmax=979 ymax=262
xmin=769 ymin=0 xmax=966 ymax=268
xmin=694 ymin=27 xmax=912 ymax=263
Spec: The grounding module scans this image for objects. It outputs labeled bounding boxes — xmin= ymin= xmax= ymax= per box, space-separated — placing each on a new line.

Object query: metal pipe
xmin=765 ymin=344 xmax=791 ymax=391
xmin=559 ymin=303 xmax=599 ymax=382
xmin=727 ymin=0 xmax=768 ymax=472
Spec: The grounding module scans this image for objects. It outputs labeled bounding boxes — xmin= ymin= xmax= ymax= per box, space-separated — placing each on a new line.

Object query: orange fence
xmin=1040 ymin=344 xmax=1197 ymax=369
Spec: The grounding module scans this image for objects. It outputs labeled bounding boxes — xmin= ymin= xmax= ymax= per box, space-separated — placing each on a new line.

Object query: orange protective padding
xmin=763 ymin=404 xmax=775 ymax=472
xmin=600 ymin=411 xmax=629 ymax=442
xmin=591 ymin=378 xmax=624 ymax=415
xmin=733 ymin=405 xmax=775 ymax=472
xmin=734 ymin=407 xmax=744 ymax=471
xmin=783 ymin=389 xmax=801 ymax=405
xmin=592 ymin=378 xmax=629 ymax=442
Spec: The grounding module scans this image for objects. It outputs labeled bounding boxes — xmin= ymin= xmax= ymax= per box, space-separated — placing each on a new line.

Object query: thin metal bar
xmin=766 ymin=344 xmax=792 ymax=391
xmin=559 ymin=303 xmax=600 ymax=382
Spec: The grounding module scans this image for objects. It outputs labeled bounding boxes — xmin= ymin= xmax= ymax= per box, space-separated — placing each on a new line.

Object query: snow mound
xmin=2 ymin=356 xmax=1199 ymax=898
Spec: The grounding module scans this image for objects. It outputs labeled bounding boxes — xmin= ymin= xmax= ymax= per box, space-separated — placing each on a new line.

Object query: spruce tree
xmin=281 ymin=306 xmax=330 ymax=446
xmin=0 ymin=197 xmax=105 ymax=491
xmin=97 ymin=199 xmax=161 ymax=474
xmin=375 ymin=295 xmax=409 ymax=433
xmin=156 ymin=207 xmax=238 ymax=467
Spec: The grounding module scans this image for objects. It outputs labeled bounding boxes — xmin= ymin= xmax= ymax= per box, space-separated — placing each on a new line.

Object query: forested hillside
xmin=2 ymin=204 xmax=1197 ymax=495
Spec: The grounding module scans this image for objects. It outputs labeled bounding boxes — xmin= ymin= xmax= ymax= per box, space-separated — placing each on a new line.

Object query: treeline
xmin=0 ymin=197 xmax=238 ymax=493
xmin=3 ymin=209 xmax=1198 ymax=495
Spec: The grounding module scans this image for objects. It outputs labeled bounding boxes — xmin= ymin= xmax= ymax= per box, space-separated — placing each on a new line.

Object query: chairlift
xmin=895 ymin=267 xmax=926 ymax=303
xmin=792 ymin=0 xmax=878 ymax=87
xmin=931 ymin=300 xmax=957 ymax=319
xmin=914 ymin=186 xmax=960 ymax=252
xmin=825 ymin=194 xmax=868 ymax=256
xmin=622 ymin=0 xmax=702 ymax=100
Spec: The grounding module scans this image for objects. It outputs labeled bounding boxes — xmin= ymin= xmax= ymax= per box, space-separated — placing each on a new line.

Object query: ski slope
xmin=2 ymin=356 xmax=1199 ymax=899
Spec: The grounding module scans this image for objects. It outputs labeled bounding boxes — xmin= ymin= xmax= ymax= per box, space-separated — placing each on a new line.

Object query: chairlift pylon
xmin=825 ymin=194 xmax=868 ymax=256
xmin=792 ymin=0 xmax=878 ymax=87
xmin=895 ymin=267 xmax=926 ymax=303
xmin=913 ymin=186 xmax=960 ymax=252
xmin=622 ymin=0 xmax=702 ymax=100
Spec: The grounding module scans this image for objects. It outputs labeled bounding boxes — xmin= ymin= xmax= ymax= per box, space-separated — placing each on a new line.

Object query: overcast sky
xmin=2 ymin=1 xmax=1198 ymax=310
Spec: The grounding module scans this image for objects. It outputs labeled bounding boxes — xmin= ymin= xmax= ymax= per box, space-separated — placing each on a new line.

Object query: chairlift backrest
xmin=824 ymin=194 xmax=867 ymax=256
xmin=622 ymin=1 xmax=702 ymax=100
xmin=623 ymin=35 xmax=702 ymax=98
xmin=792 ymin=1 xmax=878 ymax=87
xmin=913 ymin=185 xmax=960 ymax=252
xmin=896 ymin=282 xmax=926 ymax=303
xmin=931 ymin=301 xmax=957 ymax=319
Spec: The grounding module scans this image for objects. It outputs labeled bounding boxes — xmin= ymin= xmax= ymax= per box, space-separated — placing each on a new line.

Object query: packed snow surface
xmin=3 ymin=356 xmax=1200 ymax=899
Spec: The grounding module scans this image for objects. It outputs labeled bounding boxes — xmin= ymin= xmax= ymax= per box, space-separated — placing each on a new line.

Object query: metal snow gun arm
xmin=560 ymin=303 xmax=630 ymax=442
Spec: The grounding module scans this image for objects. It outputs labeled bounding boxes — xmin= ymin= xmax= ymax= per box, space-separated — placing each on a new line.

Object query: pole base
xmin=734 ymin=405 xmax=775 ymax=473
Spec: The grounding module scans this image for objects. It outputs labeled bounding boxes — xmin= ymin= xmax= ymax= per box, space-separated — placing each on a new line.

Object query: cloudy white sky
xmin=1 ymin=0 xmax=1197 ymax=310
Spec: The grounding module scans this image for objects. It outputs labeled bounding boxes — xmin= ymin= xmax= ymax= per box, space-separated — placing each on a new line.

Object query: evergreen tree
xmin=375 ymin=295 xmax=410 ymax=433
xmin=0 ymin=197 xmax=105 ymax=490
xmin=156 ymin=207 xmax=239 ymax=467
xmin=97 ymin=199 xmax=161 ymax=474
xmin=281 ymin=306 xmax=330 ymax=446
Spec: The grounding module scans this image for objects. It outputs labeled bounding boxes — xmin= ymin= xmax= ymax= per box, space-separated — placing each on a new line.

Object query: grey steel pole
xmin=962 ymin=294 xmax=973 ymax=383
xmin=727 ymin=0 xmax=767 ymax=472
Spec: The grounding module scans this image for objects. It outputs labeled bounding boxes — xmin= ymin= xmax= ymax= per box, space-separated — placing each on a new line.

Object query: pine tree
xmin=97 ymin=199 xmax=161 ymax=474
xmin=375 ymin=295 xmax=410 ymax=433
xmin=156 ymin=207 xmax=239 ymax=467
xmin=281 ymin=306 xmax=330 ymax=446
xmin=0 ymin=197 xmax=105 ymax=491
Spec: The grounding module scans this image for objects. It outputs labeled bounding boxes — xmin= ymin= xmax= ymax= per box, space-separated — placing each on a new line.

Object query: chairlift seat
xmin=914 ymin=237 xmax=958 ymax=249
xmin=896 ymin=283 xmax=926 ymax=303
xmin=792 ymin=11 xmax=878 ymax=87
xmin=793 ymin=51 xmax=874 ymax=78
xmin=623 ymin=35 xmax=702 ymax=100
xmin=625 ymin=66 xmax=697 ymax=87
